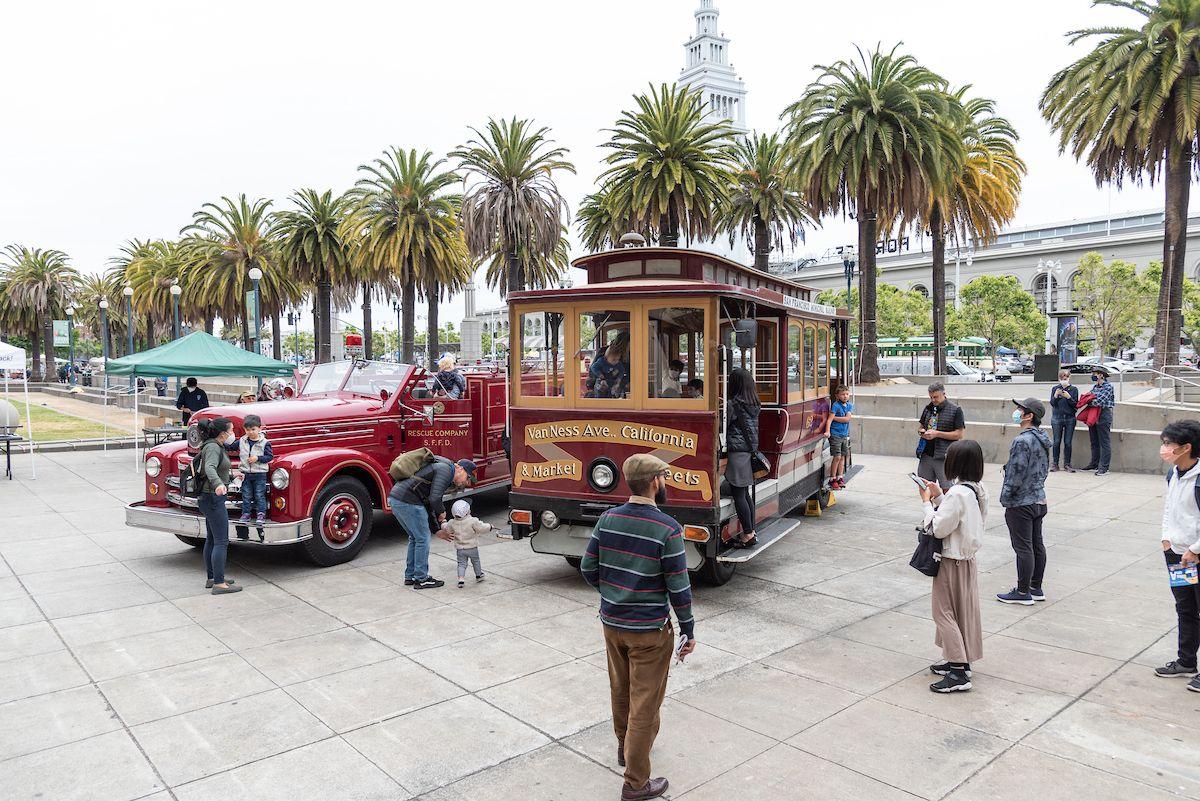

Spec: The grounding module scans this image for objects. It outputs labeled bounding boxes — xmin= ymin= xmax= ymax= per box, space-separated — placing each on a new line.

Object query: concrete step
xmin=852 ymin=414 xmax=1163 ymax=474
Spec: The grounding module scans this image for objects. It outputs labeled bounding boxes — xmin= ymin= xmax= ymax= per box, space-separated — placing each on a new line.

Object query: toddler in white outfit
xmin=441 ymin=500 xmax=495 ymax=588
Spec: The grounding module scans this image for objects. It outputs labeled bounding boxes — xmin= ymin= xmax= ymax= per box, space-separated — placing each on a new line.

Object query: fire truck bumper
xmin=529 ymin=522 xmax=705 ymax=570
xmin=124 ymin=502 xmax=313 ymax=545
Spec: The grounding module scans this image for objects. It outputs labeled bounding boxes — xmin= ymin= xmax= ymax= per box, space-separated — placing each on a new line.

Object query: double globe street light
xmin=123 ymin=285 xmax=134 ymax=390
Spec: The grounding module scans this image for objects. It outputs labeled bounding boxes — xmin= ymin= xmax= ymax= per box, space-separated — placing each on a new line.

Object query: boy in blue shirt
xmin=826 ymin=385 xmax=853 ymax=489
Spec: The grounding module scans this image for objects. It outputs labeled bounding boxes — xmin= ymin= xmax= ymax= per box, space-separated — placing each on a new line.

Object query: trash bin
xmin=1033 ymin=354 xmax=1060 ymax=382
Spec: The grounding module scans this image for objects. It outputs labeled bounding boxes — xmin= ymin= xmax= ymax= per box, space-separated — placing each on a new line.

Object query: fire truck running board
xmin=715 ymin=517 xmax=801 ymax=563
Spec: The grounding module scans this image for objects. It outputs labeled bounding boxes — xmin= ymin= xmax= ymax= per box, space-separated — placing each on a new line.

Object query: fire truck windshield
xmin=300 ymin=361 xmax=351 ymax=395
xmin=344 ymin=361 xmax=408 ymax=397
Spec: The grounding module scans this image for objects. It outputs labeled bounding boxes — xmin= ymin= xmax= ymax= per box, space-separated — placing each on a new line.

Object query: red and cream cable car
xmin=506 ymin=243 xmax=854 ymax=584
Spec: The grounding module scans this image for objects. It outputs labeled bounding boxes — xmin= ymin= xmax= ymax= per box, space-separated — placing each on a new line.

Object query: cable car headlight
xmin=270 ymin=468 xmax=290 ymax=490
xmin=144 ymin=456 xmax=162 ymax=478
xmin=590 ymin=460 xmax=616 ymax=492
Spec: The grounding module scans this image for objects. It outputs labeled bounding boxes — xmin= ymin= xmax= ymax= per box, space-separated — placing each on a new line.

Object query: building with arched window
xmin=678 ymin=1 xmax=747 ymax=132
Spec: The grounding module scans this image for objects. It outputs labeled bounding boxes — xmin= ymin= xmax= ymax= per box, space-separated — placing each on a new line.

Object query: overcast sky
xmin=0 ymin=0 xmax=1177 ymax=332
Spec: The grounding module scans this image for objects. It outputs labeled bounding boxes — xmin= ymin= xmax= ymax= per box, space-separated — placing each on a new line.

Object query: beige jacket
xmin=922 ymin=481 xmax=987 ymax=560
xmin=441 ymin=515 xmax=493 ymax=549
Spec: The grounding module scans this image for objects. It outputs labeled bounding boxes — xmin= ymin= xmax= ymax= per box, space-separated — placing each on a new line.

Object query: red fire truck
xmin=124 ymin=360 xmax=509 ymax=565
xmin=506 ymin=245 xmax=853 ymax=584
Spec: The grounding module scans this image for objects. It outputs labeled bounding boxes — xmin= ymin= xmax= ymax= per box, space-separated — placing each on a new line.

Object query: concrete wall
xmin=848 ymin=390 xmax=1187 ymax=473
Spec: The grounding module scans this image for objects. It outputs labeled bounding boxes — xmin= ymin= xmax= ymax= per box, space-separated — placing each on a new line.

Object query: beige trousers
xmin=932 ymin=557 xmax=983 ymax=664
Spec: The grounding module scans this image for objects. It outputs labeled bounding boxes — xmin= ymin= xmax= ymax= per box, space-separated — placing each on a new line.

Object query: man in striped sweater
xmin=581 ymin=454 xmax=696 ymax=801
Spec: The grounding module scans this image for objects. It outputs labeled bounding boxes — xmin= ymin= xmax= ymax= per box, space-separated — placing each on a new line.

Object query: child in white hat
xmin=441 ymin=499 xmax=495 ymax=587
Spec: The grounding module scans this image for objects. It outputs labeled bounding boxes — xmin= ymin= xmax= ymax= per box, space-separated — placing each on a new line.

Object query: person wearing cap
xmin=997 ymin=397 xmax=1052 ymax=606
xmin=388 ymin=455 xmax=476 ymax=590
xmin=1082 ymin=365 xmax=1115 ymax=475
xmin=580 ymin=453 xmax=696 ymax=801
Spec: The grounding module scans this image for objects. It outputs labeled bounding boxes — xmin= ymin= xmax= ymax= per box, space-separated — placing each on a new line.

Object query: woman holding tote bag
xmin=916 ymin=439 xmax=986 ymax=693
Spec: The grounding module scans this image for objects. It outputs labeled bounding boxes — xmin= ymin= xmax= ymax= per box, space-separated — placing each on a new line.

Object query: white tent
xmin=0 ymin=341 xmax=35 ymax=478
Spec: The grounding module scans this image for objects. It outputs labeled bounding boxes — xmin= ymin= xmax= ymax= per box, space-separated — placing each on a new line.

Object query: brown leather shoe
xmin=622 ymin=778 xmax=668 ymax=800
xmin=617 ymin=743 xmax=625 ymax=767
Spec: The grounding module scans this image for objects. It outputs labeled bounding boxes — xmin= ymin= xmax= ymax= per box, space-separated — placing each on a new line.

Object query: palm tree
xmin=125 ymin=239 xmax=187 ymax=347
xmin=0 ymin=268 xmax=38 ymax=373
xmin=924 ymin=91 xmax=1024 ymax=374
xmin=785 ymin=45 xmax=961 ymax=383
xmin=346 ymin=148 xmax=470 ymax=364
xmin=479 ymin=225 xmax=571 ymax=292
xmin=722 ymin=131 xmax=813 ymax=271
xmin=180 ymin=195 xmax=289 ymax=353
xmin=453 ymin=117 xmax=574 ymax=296
xmin=576 ymin=188 xmax=625 ymax=253
xmin=3 ymin=246 xmax=78 ymax=381
xmin=1041 ymin=0 xmax=1200 ymax=370
xmin=75 ymin=271 xmax=123 ymax=357
xmin=601 ymin=83 xmax=736 ymax=247
xmin=273 ymin=189 xmax=354 ymax=364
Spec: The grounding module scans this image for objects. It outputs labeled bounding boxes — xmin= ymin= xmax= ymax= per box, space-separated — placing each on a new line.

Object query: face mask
xmin=1161 ymin=444 xmax=1183 ymax=463
xmin=669 ymin=370 xmax=681 ymax=380
xmin=1012 ymin=410 xmax=1024 ymax=424
xmin=1092 ymin=375 xmax=1101 ymax=383
xmin=1059 ymin=379 xmax=1070 ymax=387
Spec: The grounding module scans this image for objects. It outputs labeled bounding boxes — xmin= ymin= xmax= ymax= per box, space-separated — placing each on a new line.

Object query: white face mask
xmin=1059 ymin=379 xmax=1070 ymax=387
xmin=669 ymin=370 xmax=681 ymax=380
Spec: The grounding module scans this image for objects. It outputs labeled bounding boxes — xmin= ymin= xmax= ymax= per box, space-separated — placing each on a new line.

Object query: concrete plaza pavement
xmin=0 ymin=449 xmax=1196 ymax=800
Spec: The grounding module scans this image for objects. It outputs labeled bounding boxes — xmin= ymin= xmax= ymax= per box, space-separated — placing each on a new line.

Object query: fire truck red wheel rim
xmin=320 ymin=494 xmax=362 ymax=547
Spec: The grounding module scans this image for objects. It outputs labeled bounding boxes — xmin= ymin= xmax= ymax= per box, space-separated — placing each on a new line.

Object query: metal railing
xmin=1124 ymin=364 xmax=1200 ymax=406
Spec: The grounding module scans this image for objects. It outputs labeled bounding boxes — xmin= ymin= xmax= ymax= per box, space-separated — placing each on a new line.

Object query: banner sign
xmin=52 ymin=320 xmax=70 ymax=347
xmin=1057 ymin=316 xmax=1079 ymax=365
xmin=245 ymin=291 xmax=259 ymax=340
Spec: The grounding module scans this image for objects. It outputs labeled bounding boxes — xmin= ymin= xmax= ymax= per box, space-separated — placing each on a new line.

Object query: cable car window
xmin=804 ymin=324 xmax=816 ymax=394
xmin=579 ymin=310 xmax=631 ymax=399
xmin=755 ymin=320 xmax=779 ymax=403
xmin=817 ymin=324 xmax=830 ymax=391
xmin=518 ymin=311 xmax=566 ymax=398
xmin=647 ymin=306 xmax=705 ymax=400
xmin=787 ymin=321 xmax=803 ymax=398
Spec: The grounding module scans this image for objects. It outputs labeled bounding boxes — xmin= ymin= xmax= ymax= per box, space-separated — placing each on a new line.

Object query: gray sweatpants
xmin=456 ymin=547 xmax=483 ymax=578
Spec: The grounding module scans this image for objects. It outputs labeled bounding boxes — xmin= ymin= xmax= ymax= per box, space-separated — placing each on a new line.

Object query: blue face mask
xmin=1012 ymin=409 xmax=1024 ymax=424
xmin=1092 ymin=375 xmax=1101 ymax=383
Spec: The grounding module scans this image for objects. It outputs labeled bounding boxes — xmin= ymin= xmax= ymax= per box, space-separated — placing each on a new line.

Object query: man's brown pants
xmin=604 ymin=623 xmax=673 ymax=788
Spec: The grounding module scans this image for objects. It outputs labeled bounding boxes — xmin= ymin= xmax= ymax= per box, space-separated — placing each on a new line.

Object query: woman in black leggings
xmin=726 ymin=367 xmax=761 ymax=548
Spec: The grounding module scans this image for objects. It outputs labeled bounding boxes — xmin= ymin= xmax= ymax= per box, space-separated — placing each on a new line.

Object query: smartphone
xmin=908 ymin=472 xmax=929 ymax=489
xmin=675 ymin=633 xmax=690 ymax=663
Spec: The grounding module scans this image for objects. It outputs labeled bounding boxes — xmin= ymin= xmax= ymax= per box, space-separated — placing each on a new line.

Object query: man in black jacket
xmin=176 ymin=378 xmax=209 ymax=425
xmin=389 ymin=457 xmax=476 ymax=589
xmin=917 ymin=383 xmax=966 ymax=489
xmin=1048 ymin=369 xmax=1079 ymax=472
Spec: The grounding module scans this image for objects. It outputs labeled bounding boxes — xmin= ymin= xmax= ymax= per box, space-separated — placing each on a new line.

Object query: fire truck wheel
xmin=303 ymin=477 xmax=374 ymax=566
xmin=697 ymin=557 xmax=737 ymax=586
xmin=564 ymin=556 xmax=582 ymax=570
xmin=174 ymin=534 xmax=205 ymax=549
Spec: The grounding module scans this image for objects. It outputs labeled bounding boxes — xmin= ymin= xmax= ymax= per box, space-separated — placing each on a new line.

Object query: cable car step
xmin=716 ymin=517 xmax=801 ymax=563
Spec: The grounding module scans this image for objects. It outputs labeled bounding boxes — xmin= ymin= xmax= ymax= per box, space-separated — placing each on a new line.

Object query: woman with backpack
xmin=726 ymin=367 xmax=761 ymax=549
xmin=194 ymin=417 xmax=242 ymax=594
xmin=917 ymin=439 xmax=986 ymax=693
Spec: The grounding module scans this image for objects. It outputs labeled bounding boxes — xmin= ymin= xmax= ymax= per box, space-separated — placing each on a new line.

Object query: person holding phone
xmin=917 ymin=383 xmax=966 ymax=489
xmin=1154 ymin=420 xmax=1200 ymax=693
xmin=916 ymin=439 xmax=987 ymax=693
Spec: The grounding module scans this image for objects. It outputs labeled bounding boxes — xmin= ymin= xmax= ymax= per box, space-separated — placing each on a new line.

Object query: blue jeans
xmin=241 ymin=473 xmax=268 ymax=518
xmin=198 ymin=492 xmax=230 ymax=584
xmin=391 ymin=500 xmax=432 ymax=581
xmin=1051 ymin=417 xmax=1076 ymax=467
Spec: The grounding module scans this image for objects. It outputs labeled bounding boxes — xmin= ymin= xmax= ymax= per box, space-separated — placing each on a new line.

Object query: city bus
xmin=505 ymin=242 xmax=853 ymax=584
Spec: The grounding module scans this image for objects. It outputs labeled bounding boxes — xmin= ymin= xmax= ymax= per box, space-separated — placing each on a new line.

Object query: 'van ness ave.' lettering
xmin=523 ymin=420 xmax=698 ymax=456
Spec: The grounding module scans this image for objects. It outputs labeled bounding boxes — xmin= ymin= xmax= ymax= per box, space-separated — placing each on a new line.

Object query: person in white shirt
xmin=1154 ymin=420 xmax=1200 ymax=693
xmin=917 ymin=439 xmax=987 ymax=694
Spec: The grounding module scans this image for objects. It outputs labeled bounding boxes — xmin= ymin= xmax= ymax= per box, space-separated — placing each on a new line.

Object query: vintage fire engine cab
xmin=124 ymin=360 xmax=510 ymax=565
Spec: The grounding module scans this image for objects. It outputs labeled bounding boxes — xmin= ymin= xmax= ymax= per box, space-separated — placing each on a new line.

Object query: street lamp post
xmin=842 ymin=247 xmax=857 ymax=379
xmin=1036 ymin=258 xmax=1063 ymax=354
xmin=392 ymin=300 xmax=401 ymax=363
xmin=98 ymin=299 xmax=109 ymax=393
xmin=170 ymin=283 xmax=182 ymax=393
xmin=248 ymin=267 xmax=263 ymax=391
xmin=65 ymin=305 xmax=76 ymax=385
xmin=123 ymin=285 xmax=134 ymax=389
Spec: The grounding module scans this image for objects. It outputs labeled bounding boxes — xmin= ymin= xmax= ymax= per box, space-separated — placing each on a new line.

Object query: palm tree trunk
xmin=752 ymin=213 xmax=770 ymax=271
xmin=401 ymin=282 xmax=417 ymax=364
xmin=1158 ymin=141 xmax=1192 ymax=370
xmin=930 ymin=203 xmax=947 ymax=376
xmin=42 ymin=319 xmax=56 ymax=381
xmin=203 ymin=316 xmax=214 ymax=336
xmin=271 ymin=309 xmax=282 ymax=361
xmin=660 ymin=205 xmax=681 ymax=248
xmin=506 ymin=248 xmax=522 ymax=296
xmin=29 ymin=323 xmax=43 ymax=382
xmin=362 ymin=282 xmax=374 ymax=360
xmin=317 ymin=277 xmax=333 ymax=364
xmin=857 ymin=204 xmax=880 ymax=384
xmin=426 ymin=280 xmax=440 ymax=370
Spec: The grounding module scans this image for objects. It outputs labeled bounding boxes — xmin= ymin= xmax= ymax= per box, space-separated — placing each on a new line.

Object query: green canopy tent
xmin=105 ymin=332 xmax=296 ymax=468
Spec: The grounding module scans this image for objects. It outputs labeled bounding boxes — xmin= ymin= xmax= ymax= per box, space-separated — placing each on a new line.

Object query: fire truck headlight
xmin=540 ymin=510 xmax=560 ymax=529
xmin=591 ymin=462 xmax=615 ymax=491
xmin=145 ymin=456 xmax=162 ymax=478
xmin=271 ymin=468 xmax=290 ymax=490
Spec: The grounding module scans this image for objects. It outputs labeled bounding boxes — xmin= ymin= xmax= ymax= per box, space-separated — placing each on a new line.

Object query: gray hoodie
xmin=1000 ymin=427 xmax=1051 ymax=507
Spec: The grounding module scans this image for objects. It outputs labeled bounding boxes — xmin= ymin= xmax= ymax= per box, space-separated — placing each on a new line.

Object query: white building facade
xmin=679 ymin=0 xmax=747 ymax=132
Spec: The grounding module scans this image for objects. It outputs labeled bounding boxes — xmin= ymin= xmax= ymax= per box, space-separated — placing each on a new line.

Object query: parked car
xmin=1069 ymin=356 xmax=1138 ymax=373
xmin=876 ymin=356 xmax=996 ymax=383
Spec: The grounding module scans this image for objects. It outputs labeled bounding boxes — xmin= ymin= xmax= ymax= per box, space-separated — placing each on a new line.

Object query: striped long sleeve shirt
xmin=580 ymin=496 xmax=694 ymax=638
